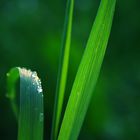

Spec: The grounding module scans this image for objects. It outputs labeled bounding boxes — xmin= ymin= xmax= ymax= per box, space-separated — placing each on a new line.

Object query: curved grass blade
xmin=51 ymin=0 xmax=74 ymax=139
xmin=7 ymin=67 xmax=43 ymax=140
xmin=58 ymin=0 xmax=116 ymax=139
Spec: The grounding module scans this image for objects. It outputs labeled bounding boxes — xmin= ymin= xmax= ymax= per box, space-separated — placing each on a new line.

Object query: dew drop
xmin=37 ymin=86 xmax=43 ymax=93
xmin=32 ymin=72 xmax=37 ymax=78
xmin=31 ymin=71 xmax=43 ymax=93
xmin=39 ymin=113 xmax=44 ymax=122
xmin=38 ymin=79 xmax=42 ymax=84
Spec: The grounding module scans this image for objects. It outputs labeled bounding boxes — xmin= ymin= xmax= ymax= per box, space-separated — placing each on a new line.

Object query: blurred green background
xmin=0 ymin=0 xmax=140 ymax=139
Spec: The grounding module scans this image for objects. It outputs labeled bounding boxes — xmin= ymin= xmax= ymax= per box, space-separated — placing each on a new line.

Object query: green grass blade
xmin=51 ymin=0 xmax=74 ymax=139
xmin=7 ymin=67 xmax=44 ymax=140
xmin=58 ymin=0 xmax=116 ymax=139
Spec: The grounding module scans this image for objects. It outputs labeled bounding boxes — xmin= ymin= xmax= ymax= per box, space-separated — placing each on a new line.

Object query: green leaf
xmin=7 ymin=67 xmax=44 ymax=140
xmin=58 ymin=0 xmax=116 ymax=139
xmin=51 ymin=0 xmax=74 ymax=139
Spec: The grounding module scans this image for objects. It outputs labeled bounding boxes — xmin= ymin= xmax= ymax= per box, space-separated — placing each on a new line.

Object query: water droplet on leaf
xmin=39 ymin=113 xmax=43 ymax=122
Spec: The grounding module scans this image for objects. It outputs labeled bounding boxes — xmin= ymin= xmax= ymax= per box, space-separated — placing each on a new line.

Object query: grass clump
xmin=6 ymin=0 xmax=116 ymax=139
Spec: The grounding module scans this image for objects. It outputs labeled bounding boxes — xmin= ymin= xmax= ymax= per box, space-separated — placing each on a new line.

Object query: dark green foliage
xmin=0 ymin=0 xmax=140 ymax=140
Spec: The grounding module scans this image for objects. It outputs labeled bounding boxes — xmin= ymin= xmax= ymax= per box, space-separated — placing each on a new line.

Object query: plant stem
xmin=51 ymin=0 xmax=74 ymax=140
